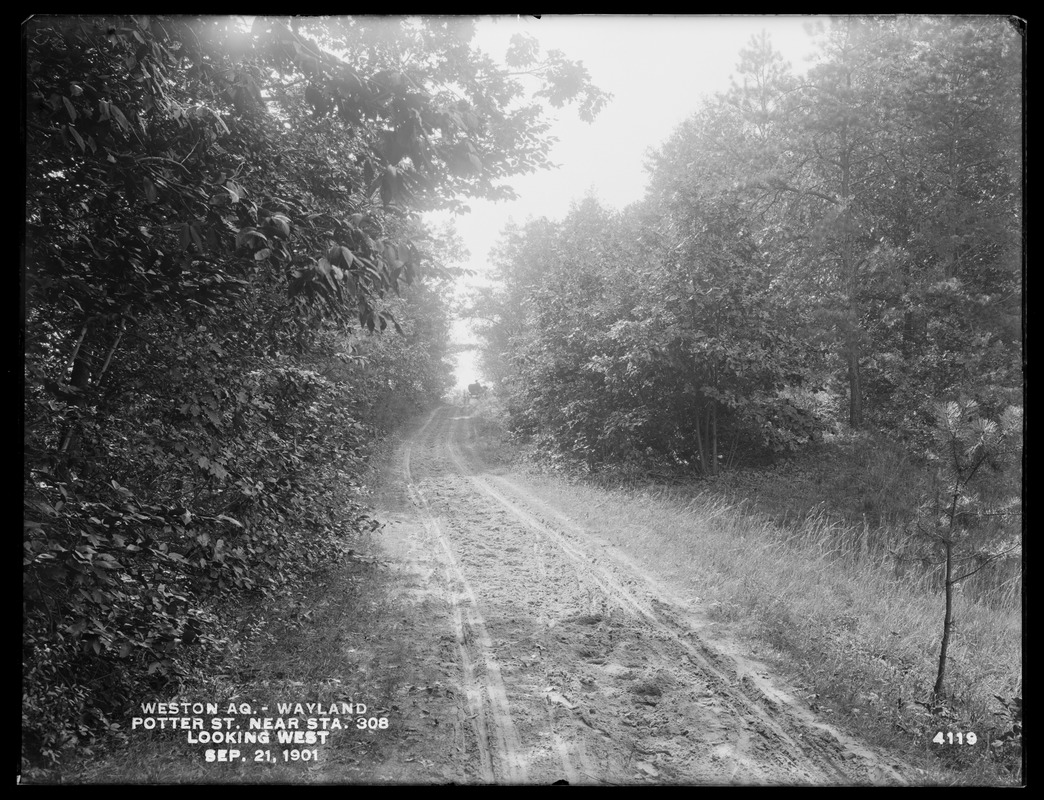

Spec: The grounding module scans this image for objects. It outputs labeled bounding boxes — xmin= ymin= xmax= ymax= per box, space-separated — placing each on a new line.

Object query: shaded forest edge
xmin=466 ymin=17 xmax=1023 ymax=783
xmin=23 ymin=15 xmax=606 ymax=773
xmin=471 ymin=19 xmax=1022 ymax=529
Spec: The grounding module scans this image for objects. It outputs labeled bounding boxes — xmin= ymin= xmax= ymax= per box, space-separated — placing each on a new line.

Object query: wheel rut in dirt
xmin=381 ymin=406 xmax=915 ymax=785
xmin=402 ymin=409 xmax=528 ymax=784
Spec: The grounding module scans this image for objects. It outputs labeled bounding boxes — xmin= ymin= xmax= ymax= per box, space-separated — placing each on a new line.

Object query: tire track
xmin=443 ymin=416 xmax=793 ymax=780
xmin=446 ymin=409 xmax=907 ymax=785
xmin=386 ymin=406 xmax=913 ymax=784
xmin=441 ymin=412 xmax=792 ymax=781
xmin=402 ymin=409 xmax=528 ymax=784
xmin=440 ymin=412 xmax=592 ymax=784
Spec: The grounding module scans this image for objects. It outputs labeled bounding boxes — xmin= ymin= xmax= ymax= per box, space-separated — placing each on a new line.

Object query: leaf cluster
xmin=23 ymin=14 xmax=604 ymax=767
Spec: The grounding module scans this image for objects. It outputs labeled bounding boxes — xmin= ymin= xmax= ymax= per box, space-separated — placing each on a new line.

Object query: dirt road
xmin=371 ymin=407 xmax=915 ymax=785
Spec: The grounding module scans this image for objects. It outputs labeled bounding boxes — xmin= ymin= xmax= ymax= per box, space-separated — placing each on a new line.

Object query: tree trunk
xmin=693 ymin=402 xmax=706 ymax=476
xmin=55 ymin=316 xmax=126 ymax=481
xmin=846 ymin=323 xmax=863 ymax=429
xmin=55 ymin=345 xmax=92 ymax=483
xmin=709 ymin=402 xmax=718 ymax=476
xmin=839 ymin=65 xmax=864 ymax=430
xmin=934 ymin=485 xmax=960 ymax=697
xmin=933 ymin=532 xmax=954 ymax=697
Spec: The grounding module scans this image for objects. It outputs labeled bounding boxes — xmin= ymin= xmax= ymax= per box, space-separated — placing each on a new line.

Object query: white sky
xmin=432 ymin=15 xmax=822 ymax=388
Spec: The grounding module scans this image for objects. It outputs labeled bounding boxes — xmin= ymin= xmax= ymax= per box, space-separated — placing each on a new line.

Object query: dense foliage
xmin=23 ymin=14 xmax=605 ymax=767
xmin=475 ymin=17 xmax=1021 ymax=476
xmin=472 ymin=19 xmax=1022 ymax=725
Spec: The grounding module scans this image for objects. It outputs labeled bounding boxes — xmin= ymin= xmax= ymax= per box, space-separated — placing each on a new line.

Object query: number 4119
xmin=934 ymin=731 xmax=977 ymax=745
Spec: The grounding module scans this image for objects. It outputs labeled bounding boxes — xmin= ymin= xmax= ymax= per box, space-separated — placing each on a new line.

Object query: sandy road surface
xmin=373 ymin=407 xmax=915 ymax=785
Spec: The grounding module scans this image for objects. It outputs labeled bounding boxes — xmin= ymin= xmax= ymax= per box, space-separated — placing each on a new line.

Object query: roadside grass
xmin=705 ymin=432 xmax=1021 ymax=610
xmin=721 ymin=432 xmax=931 ymax=531
xmin=509 ymin=472 xmax=1022 ymax=785
xmin=470 ymin=407 xmax=1023 ymax=786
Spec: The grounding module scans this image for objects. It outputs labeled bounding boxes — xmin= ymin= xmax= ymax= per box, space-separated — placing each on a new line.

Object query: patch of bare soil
xmin=340 ymin=406 xmax=921 ymax=785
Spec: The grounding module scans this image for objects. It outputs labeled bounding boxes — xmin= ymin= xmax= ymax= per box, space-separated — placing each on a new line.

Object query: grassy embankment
xmin=470 ymin=399 xmax=1023 ymax=787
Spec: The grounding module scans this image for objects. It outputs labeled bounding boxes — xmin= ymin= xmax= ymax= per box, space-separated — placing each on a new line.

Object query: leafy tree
xmin=646 ymin=93 xmax=823 ymax=472
xmin=475 ymin=191 xmax=819 ymax=474
xmin=469 ymin=217 xmax=559 ymax=394
xmin=702 ymin=21 xmax=900 ymax=430
xmin=857 ymin=17 xmax=1022 ymax=433
xmin=501 ymin=201 xmax=633 ymax=467
xmin=913 ymin=400 xmax=1022 ymax=697
xmin=648 ymin=18 xmax=1021 ymax=438
xmin=477 ymin=16 xmax=1021 ymax=486
xmin=23 ymin=14 xmax=605 ymax=767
